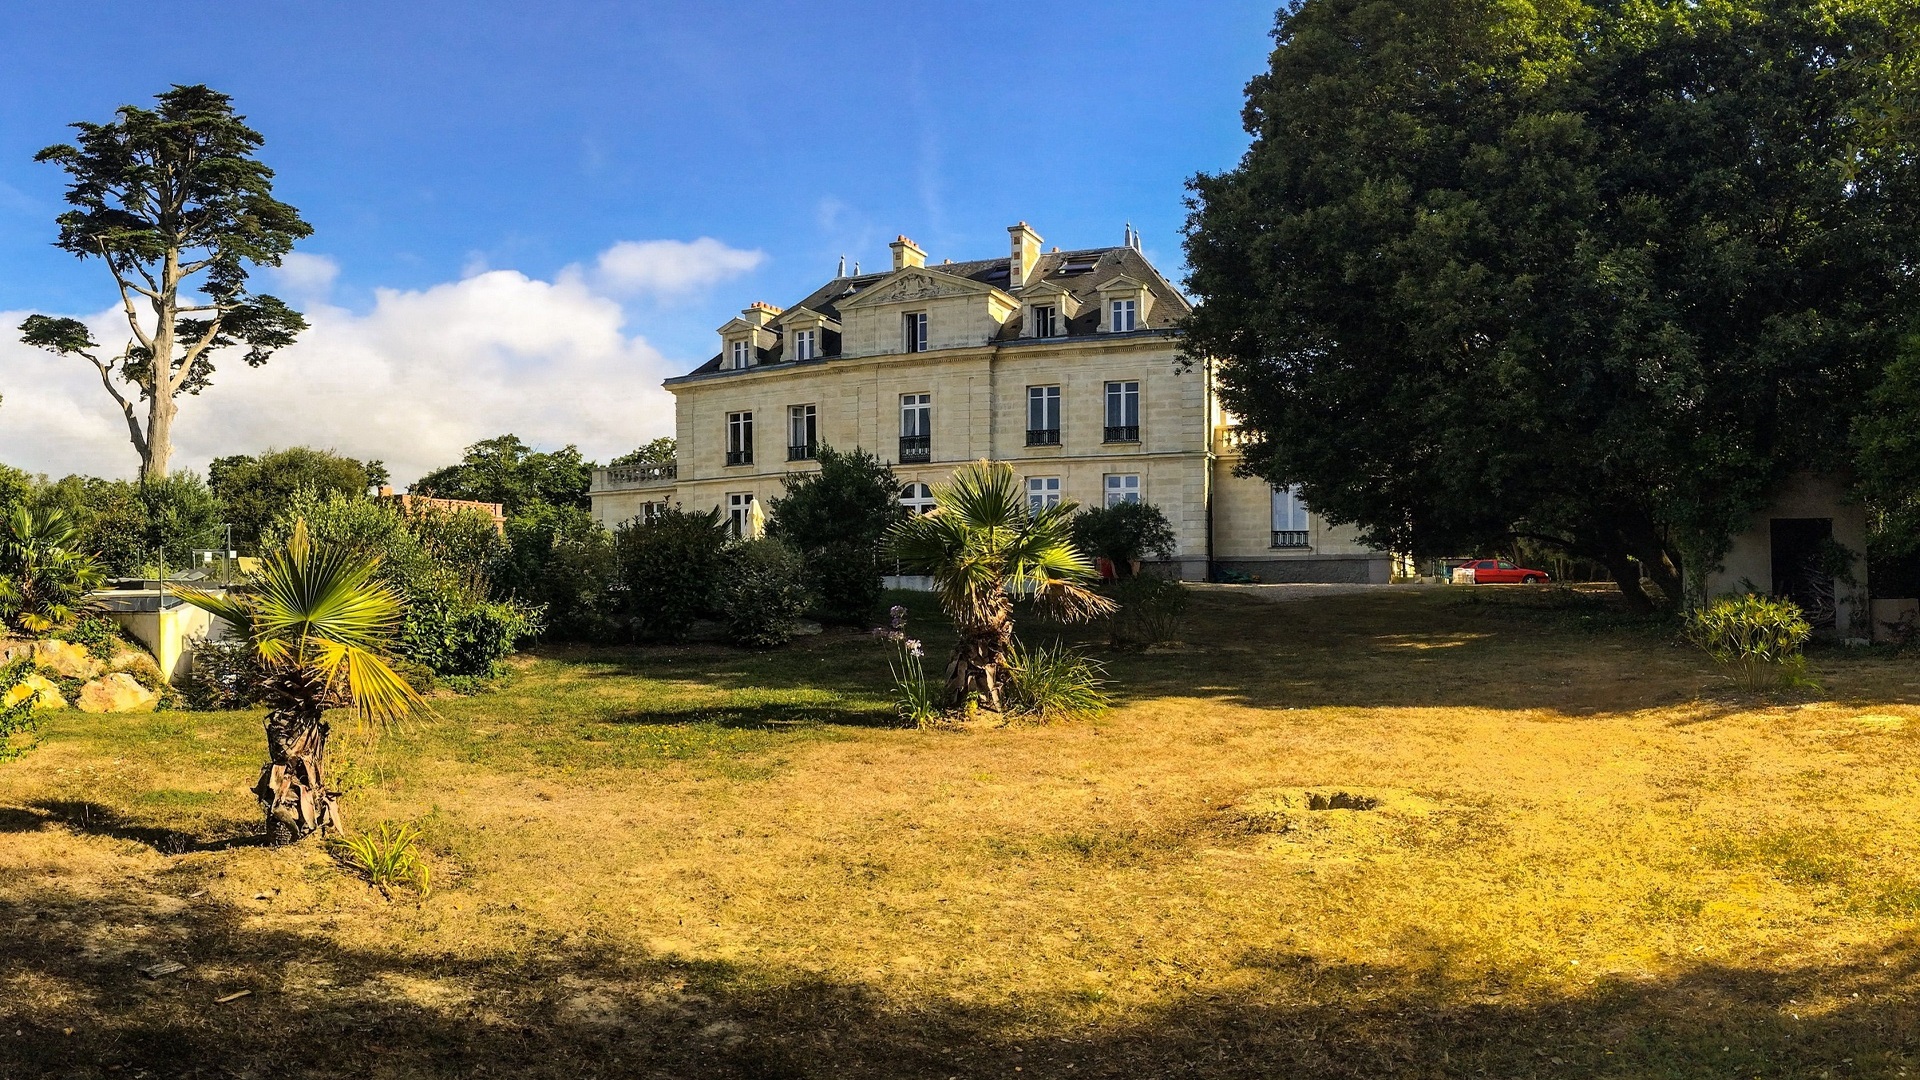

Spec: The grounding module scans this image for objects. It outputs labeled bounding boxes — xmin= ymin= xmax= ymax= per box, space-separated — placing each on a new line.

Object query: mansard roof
xmin=679 ymin=243 xmax=1190 ymax=377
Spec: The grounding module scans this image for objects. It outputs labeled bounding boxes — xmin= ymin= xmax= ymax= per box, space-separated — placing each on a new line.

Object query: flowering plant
xmin=873 ymin=605 xmax=940 ymax=725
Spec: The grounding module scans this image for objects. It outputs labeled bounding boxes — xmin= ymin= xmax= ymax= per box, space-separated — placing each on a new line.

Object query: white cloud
xmin=265 ymin=251 xmax=341 ymax=299
xmin=591 ymin=237 xmax=765 ymax=296
xmin=0 ymin=256 xmax=687 ymax=485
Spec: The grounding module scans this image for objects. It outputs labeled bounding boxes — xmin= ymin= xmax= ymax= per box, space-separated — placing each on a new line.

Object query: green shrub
xmin=1688 ymin=594 xmax=1814 ymax=692
xmin=0 ymin=658 xmax=42 ymax=763
xmin=60 ymin=613 xmax=126 ymax=659
xmin=718 ymin=539 xmax=812 ymax=648
xmin=497 ymin=504 xmax=618 ymax=642
xmin=331 ymin=820 xmax=431 ymax=898
xmin=1071 ymin=502 xmax=1177 ymax=577
xmin=1004 ymin=640 xmax=1110 ymax=720
xmin=807 ymin=540 xmax=886 ymax=626
xmin=1106 ymin=576 xmax=1189 ymax=646
xmin=400 ymin=596 xmax=542 ymax=678
xmin=613 ymin=507 xmax=729 ymax=643
xmin=179 ymin=635 xmax=264 ymax=710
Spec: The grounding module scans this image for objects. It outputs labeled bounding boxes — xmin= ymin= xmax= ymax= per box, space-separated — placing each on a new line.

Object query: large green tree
xmin=1184 ymin=0 xmax=1920 ymax=609
xmin=412 ymin=434 xmax=593 ymax=514
xmin=209 ymin=447 xmax=373 ymax=550
xmin=18 ymin=85 xmax=312 ymax=480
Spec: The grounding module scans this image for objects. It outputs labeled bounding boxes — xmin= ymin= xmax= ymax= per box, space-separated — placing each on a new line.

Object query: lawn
xmin=5 ymin=585 xmax=1920 ymax=1078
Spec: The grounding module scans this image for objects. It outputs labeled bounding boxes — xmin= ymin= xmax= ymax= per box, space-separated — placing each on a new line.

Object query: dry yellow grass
xmin=5 ymin=585 xmax=1920 ymax=1078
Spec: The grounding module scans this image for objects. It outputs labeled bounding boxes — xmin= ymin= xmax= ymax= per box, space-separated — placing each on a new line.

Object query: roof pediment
xmin=717 ymin=316 xmax=761 ymax=335
xmin=1095 ymin=273 xmax=1149 ymax=293
xmin=837 ymin=266 xmax=1013 ymax=310
xmin=1019 ymin=279 xmax=1075 ymax=301
xmin=774 ymin=305 xmax=839 ymax=328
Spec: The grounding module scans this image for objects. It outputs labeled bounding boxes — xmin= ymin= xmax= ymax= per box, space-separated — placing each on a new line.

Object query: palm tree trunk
xmin=945 ymin=600 xmax=1014 ymax=711
xmin=254 ymin=704 xmax=338 ymax=845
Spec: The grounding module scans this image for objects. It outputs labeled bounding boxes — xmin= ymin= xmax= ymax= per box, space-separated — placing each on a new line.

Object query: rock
xmin=110 ymin=651 xmax=166 ymax=684
xmin=34 ymin=640 xmax=103 ymax=680
xmin=76 ymin=673 xmax=158 ymax=713
xmin=0 ymin=640 xmax=33 ymax=665
xmin=792 ymin=620 xmax=824 ymax=637
xmin=2 ymin=673 xmax=67 ymax=710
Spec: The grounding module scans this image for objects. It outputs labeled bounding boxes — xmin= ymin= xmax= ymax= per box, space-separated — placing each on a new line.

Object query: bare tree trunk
xmin=143 ymin=396 xmax=176 ymax=481
xmin=254 ymin=704 xmax=338 ymax=845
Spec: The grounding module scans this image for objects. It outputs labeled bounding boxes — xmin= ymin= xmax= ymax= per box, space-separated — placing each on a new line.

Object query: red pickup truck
xmin=1458 ymin=559 xmax=1550 ymax=585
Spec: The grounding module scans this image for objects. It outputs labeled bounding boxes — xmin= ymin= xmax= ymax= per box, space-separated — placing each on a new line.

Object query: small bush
xmin=808 ymin=540 xmax=886 ymax=626
xmin=613 ymin=507 xmax=729 ymax=643
xmin=1688 ymin=594 xmax=1814 ymax=692
xmin=0 ymin=658 xmax=42 ymax=762
xmin=400 ymin=596 xmax=542 ymax=678
xmin=1107 ymin=576 xmax=1189 ymax=646
xmin=179 ymin=635 xmax=263 ymax=711
xmin=61 ymin=614 xmax=126 ymax=659
xmin=1071 ymin=502 xmax=1177 ymax=578
xmin=1004 ymin=640 xmax=1110 ymax=720
xmin=718 ymin=539 xmax=812 ymax=648
xmin=332 ymin=820 xmax=431 ymax=898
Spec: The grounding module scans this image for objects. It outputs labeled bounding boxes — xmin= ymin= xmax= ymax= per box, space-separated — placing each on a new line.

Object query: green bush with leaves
xmin=1071 ymin=502 xmax=1177 ymax=578
xmin=613 ymin=506 xmax=729 ymax=643
xmin=496 ymin=503 xmax=618 ymax=642
xmin=332 ymin=820 xmax=431 ymax=898
xmin=0 ymin=507 xmax=107 ymax=636
xmin=1106 ymin=575 xmax=1190 ymax=646
xmin=1004 ymin=640 xmax=1111 ymax=720
xmin=717 ymin=538 xmax=813 ymax=648
xmin=264 ymin=490 xmax=538 ymax=679
xmin=806 ymin=540 xmax=886 ymax=626
xmin=1688 ymin=594 xmax=1814 ymax=692
xmin=769 ymin=445 xmax=906 ymax=625
xmin=0 ymin=659 xmax=43 ymax=763
xmin=32 ymin=472 xmax=222 ymax=575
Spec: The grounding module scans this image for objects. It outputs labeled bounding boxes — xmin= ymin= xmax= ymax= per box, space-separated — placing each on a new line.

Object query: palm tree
xmin=176 ymin=520 xmax=423 ymax=844
xmin=885 ymin=461 xmax=1114 ymax=710
xmin=0 ymin=506 xmax=106 ymax=636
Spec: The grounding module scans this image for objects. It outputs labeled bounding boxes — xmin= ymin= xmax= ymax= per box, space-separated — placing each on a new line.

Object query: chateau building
xmin=588 ymin=223 xmax=1389 ymax=582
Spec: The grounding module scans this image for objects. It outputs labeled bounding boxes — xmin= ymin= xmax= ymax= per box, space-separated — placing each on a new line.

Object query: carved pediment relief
xmin=841 ymin=268 xmax=1002 ymax=309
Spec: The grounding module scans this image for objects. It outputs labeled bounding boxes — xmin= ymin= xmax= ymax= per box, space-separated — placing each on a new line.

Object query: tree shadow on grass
xmin=598 ymin=699 xmax=901 ymax=732
xmin=0 ymin=800 xmax=261 ymax=855
xmin=4 ymin=875 xmax=1920 ymax=1079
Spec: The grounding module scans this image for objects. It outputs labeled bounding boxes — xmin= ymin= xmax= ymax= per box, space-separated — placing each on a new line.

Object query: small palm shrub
xmin=333 ymin=820 xmax=431 ymax=898
xmin=718 ymin=538 xmax=813 ymax=647
xmin=1688 ymin=594 xmax=1814 ymax=692
xmin=1004 ymin=640 xmax=1111 ymax=720
xmin=1107 ymin=576 xmax=1189 ymax=646
xmin=0 ymin=507 xmax=106 ymax=636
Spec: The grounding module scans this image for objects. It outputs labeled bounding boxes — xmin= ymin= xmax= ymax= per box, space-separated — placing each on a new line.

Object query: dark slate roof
xmin=678 ymin=245 xmax=1190 ymax=378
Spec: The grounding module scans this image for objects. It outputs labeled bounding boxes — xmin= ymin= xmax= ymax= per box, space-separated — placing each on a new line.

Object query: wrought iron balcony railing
xmin=898 ymin=435 xmax=931 ymax=463
xmin=1103 ymin=425 xmax=1140 ymax=443
xmin=1271 ymin=530 xmax=1309 ymax=549
xmin=787 ymin=443 xmax=817 ymax=461
xmin=725 ymin=449 xmax=753 ymax=467
xmin=1025 ymin=428 xmax=1060 ymax=447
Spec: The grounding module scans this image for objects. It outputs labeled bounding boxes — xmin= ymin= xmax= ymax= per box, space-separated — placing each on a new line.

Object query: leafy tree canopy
xmin=209 ymin=447 xmax=373 ymax=550
xmin=767 ymin=444 xmax=906 ymax=551
xmin=18 ymin=85 xmax=311 ymax=479
xmin=412 ymin=434 xmax=593 ymax=515
xmin=1183 ymin=0 xmax=1920 ymax=609
xmin=607 ymin=438 xmax=676 ymax=468
xmin=1071 ymin=502 xmax=1177 ymax=576
xmin=32 ymin=472 xmax=221 ymax=575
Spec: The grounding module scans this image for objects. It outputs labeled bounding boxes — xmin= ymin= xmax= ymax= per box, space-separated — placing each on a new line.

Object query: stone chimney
xmin=890 ymin=235 xmax=927 ymax=270
xmin=1008 ymin=222 xmax=1042 ymax=291
xmin=740 ymin=300 xmax=782 ymax=328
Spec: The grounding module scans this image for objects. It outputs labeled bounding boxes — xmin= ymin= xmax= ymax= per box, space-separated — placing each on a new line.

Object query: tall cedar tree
xmin=1183 ymin=0 xmax=1920 ymax=610
xmin=19 ymin=85 xmax=311 ymax=480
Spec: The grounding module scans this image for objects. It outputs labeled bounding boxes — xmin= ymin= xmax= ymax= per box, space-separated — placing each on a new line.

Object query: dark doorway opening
xmin=1771 ymin=517 xmax=1836 ymax=629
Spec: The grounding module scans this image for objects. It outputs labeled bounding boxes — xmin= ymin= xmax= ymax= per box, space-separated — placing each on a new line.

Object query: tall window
xmin=1110 ymin=299 xmax=1137 ymax=332
xmin=899 ymin=393 xmax=931 ymax=463
xmin=1031 ymin=304 xmax=1058 ymax=338
xmin=1104 ymin=381 xmax=1140 ymax=442
xmin=1271 ymin=485 xmax=1309 ymax=548
xmin=730 ymin=339 xmax=751 ymax=369
xmin=903 ymin=311 xmax=929 ymax=353
xmin=1026 ymin=385 xmax=1061 ymax=445
xmin=787 ymin=404 xmax=817 ymax=460
xmin=899 ymin=482 xmax=935 ymax=515
xmin=1027 ymin=476 xmax=1062 ymax=512
xmin=727 ymin=492 xmax=753 ymax=538
xmin=725 ymin=410 xmax=753 ymax=466
xmin=792 ymin=329 xmax=816 ymax=361
xmin=1104 ymin=474 xmax=1141 ymax=507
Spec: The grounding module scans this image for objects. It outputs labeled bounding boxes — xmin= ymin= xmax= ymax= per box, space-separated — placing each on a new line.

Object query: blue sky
xmin=0 ymin=1 xmax=1276 ymax=481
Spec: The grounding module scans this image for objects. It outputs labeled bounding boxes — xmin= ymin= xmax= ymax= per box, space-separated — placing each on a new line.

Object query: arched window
xmin=899 ymin=482 xmax=935 ymax=515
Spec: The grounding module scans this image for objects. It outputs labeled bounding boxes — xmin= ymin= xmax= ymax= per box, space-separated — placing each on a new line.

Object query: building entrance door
xmin=1771 ymin=517 xmax=1836 ymax=629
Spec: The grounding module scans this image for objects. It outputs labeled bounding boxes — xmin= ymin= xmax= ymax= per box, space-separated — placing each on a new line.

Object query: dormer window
xmin=903 ymin=312 xmax=929 ymax=353
xmin=793 ymin=329 xmax=816 ymax=361
xmin=730 ymin=339 xmax=752 ymax=369
xmin=1031 ymin=305 xmax=1058 ymax=338
xmin=1110 ymin=299 xmax=1137 ymax=332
